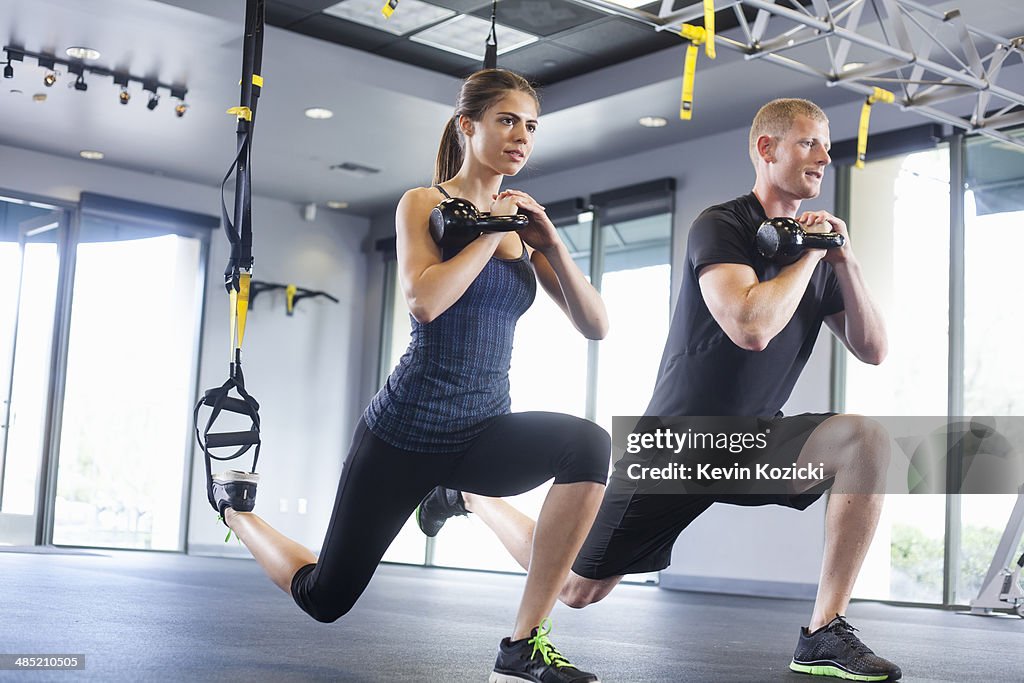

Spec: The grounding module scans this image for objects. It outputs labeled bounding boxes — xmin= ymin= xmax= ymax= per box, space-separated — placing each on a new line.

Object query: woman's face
xmin=461 ymin=90 xmax=538 ymax=176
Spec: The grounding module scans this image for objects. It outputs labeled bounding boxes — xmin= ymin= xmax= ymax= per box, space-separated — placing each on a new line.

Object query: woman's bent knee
xmin=554 ymin=419 xmax=611 ymax=485
xmin=302 ymin=600 xmax=354 ymax=624
xmin=291 ymin=563 xmax=356 ymax=624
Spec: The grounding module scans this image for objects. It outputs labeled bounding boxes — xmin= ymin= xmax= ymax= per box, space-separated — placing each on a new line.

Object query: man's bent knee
xmin=560 ymin=572 xmax=620 ymax=609
xmin=817 ymin=416 xmax=891 ymax=467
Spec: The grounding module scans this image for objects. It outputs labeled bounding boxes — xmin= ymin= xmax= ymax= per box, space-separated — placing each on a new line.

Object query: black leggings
xmin=290 ymin=411 xmax=610 ymax=623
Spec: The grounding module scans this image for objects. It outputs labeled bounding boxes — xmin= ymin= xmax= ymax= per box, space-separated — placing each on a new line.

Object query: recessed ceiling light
xmin=65 ymin=46 xmax=101 ymax=61
xmin=411 ymin=15 xmax=537 ymax=60
xmin=639 ymin=116 xmax=668 ymax=128
xmin=324 ymin=0 xmax=454 ymax=36
xmin=305 ymin=107 xmax=334 ymax=120
xmin=326 ymin=201 xmax=350 ymax=210
xmin=79 ymin=150 xmax=104 ymax=160
xmin=32 ymin=93 xmax=47 ymax=102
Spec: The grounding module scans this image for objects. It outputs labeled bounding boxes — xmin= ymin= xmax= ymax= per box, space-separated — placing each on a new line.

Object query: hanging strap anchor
xmin=856 ymin=87 xmax=896 ymax=169
xmin=678 ymin=1 xmax=717 ymax=121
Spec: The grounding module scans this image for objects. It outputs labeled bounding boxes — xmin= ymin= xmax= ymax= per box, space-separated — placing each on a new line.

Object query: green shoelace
xmin=217 ymin=514 xmax=241 ymax=544
xmin=528 ymin=618 xmax=576 ymax=669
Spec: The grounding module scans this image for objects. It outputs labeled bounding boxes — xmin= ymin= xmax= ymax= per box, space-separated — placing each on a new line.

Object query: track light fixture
xmin=2 ymin=44 xmax=188 ymax=117
xmin=38 ymin=56 xmax=57 ymax=86
xmin=3 ymin=46 xmax=22 ymax=79
xmin=143 ymin=81 xmax=159 ymax=111
xmin=66 ymin=61 xmax=87 ymax=91
xmin=113 ymin=74 xmax=129 ymax=104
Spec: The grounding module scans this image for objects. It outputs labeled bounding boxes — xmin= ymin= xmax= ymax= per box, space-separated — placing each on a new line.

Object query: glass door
xmin=844 ymin=146 xmax=950 ymax=603
xmin=0 ymin=203 xmax=65 ymax=546
xmin=957 ymin=134 xmax=1024 ymax=604
xmin=51 ymin=213 xmax=207 ymax=551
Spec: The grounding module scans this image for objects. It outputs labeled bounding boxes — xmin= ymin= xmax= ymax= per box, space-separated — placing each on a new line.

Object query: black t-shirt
xmin=644 ymin=193 xmax=844 ymax=418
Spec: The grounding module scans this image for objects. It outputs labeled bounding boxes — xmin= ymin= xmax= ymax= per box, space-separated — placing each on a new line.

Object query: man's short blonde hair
xmin=749 ymin=98 xmax=828 ymax=166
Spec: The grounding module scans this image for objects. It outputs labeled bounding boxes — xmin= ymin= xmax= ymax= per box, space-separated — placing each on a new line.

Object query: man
xmin=418 ymin=98 xmax=900 ymax=681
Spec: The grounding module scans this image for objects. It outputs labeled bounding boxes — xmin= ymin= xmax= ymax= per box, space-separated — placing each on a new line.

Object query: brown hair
xmin=433 ymin=69 xmax=539 ymax=185
xmin=748 ymin=98 xmax=828 ymax=166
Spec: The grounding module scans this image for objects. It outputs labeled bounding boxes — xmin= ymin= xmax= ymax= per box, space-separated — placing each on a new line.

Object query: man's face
xmin=765 ymin=115 xmax=831 ymax=201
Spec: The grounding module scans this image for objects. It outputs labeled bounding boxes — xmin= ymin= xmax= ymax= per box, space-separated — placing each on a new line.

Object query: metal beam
xmin=561 ymin=0 xmax=1024 ymax=150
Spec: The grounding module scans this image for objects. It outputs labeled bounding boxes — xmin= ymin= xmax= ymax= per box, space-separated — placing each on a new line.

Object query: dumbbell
xmin=756 ymin=217 xmax=846 ymax=265
xmin=429 ymin=198 xmax=528 ymax=251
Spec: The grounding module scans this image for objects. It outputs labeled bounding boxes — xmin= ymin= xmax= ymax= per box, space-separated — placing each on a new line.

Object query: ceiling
xmin=1 ymin=0 xmax=1022 ymax=217
xmin=266 ymin=0 xmax=684 ymax=84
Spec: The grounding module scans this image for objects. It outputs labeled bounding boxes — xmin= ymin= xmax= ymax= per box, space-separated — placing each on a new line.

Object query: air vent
xmin=330 ymin=162 xmax=381 ymax=178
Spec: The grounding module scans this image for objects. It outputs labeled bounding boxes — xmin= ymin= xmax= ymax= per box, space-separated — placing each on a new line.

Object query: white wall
xmin=0 ymin=144 xmax=371 ymax=555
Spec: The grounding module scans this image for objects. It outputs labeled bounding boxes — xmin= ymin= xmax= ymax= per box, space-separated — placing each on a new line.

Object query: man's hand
xmin=798 ymin=210 xmax=850 ymax=264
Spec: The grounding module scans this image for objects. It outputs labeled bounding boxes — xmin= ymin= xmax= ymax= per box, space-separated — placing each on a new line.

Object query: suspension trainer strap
xmin=196 ymin=0 xmax=266 ymax=509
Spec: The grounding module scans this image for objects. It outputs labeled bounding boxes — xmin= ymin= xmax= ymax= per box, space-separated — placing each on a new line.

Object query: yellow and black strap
xmin=856 ymin=87 xmax=895 ymax=169
xmin=196 ymin=0 xmax=266 ymax=502
xmin=678 ymin=1 xmax=717 ymax=120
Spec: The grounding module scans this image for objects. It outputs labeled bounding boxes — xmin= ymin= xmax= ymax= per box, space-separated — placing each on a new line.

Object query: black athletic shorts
xmin=571 ymin=412 xmax=836 ymax=580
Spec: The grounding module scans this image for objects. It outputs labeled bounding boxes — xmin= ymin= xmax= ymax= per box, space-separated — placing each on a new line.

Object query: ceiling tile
xmin=288 ymin=12 xmax=403 ymax=51
xmin=468 ymin=0 xmax=606 ymax=38
xmin=376 ymin=39 xmax=479 ymax=77
xmin=493 ymin=41 xmax=592 ymax=84
xmin=427 ymin=0 xmax=494 ymax=14
xmin=272 ymin=0 xmax=346 ymax=10
xmin=554 ymin=17 xmax=679 ymax=59
xmin=266 ymin=2 xmax=317 ymax=27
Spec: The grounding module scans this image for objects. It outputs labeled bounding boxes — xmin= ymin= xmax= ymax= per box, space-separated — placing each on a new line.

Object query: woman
xmin=213 ymin=69 xmax=610 ymax=683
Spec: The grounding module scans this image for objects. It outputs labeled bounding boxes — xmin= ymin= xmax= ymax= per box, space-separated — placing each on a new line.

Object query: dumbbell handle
xmin=801 ymin=232 xmax=846 ymax=250
xmin=475 ymin=213 xmax=529 ymax=231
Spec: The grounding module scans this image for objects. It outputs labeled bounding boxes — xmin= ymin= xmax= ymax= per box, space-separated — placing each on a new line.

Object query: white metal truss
xmin=565 ymin=0 xmax=1024 ymax=150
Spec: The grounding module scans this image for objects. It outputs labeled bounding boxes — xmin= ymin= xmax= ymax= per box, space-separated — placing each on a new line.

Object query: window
xmin=51 ymin=195 xmax=213 ymax=550
xmin=843 ymin=128 xmax=1024 ymax=607
xmin=0 ymin=199 xmax=65 ymax=546
xmin=957 ymin=134 xmax=1024 ymax=604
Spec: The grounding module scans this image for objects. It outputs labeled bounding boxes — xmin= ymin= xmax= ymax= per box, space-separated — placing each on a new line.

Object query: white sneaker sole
xmin=213 ymin=469 xmax=260 ymax=484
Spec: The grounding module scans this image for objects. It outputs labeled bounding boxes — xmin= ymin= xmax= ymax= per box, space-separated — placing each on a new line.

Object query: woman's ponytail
xmin=433 ymin=116 xmax=463 ymax=185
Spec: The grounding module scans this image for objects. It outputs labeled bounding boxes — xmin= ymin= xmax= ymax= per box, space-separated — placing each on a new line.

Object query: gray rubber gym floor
xmin=1 ymin=548 xmax=1021 ymax=682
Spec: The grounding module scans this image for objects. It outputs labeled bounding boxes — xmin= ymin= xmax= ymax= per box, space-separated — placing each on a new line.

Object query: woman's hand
xmin=493 ymin=189 xmax=560 ymax=253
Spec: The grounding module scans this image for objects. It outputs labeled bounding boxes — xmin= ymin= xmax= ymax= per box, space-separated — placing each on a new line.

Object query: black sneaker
xmin=210 ymin=470 xmax=260 ymax=516
xmin=490 ymin=619 xmax=599 ymax=683
xmin=790 ymin=615 xmax=901 ymax=681
xmin=415 ymin=486 xmax=468 ymax=537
